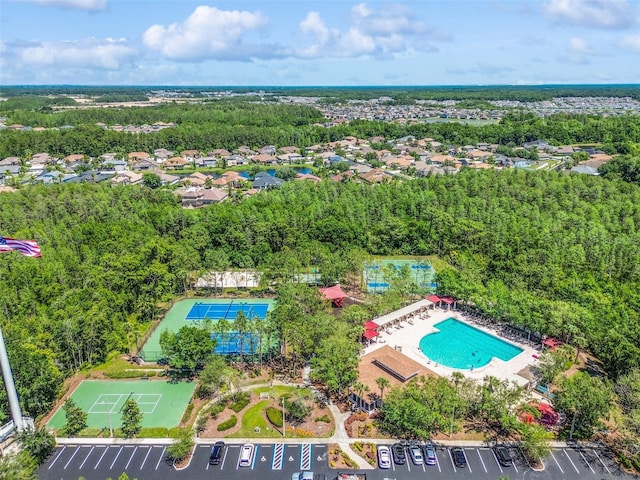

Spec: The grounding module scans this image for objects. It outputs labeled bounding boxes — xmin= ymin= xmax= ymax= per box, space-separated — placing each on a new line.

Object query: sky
xmin=1 ymin=0 xmax=639 ymax=86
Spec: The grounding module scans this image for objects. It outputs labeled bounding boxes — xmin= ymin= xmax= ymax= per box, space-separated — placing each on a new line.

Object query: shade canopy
xmin=425 ymin=294 xmax=441 ymax=303
xmin=440 ymin=296 xmax=454 ymax=304
xmin=319 ymin=284 xmax=347 ymax=300
xmin=542 ymin=337 xmax=563 ymax=349
xmin=364 ymin=321 xmax=380 ymax=330
xmin=363 ymin=330 xmax=380 ymax=339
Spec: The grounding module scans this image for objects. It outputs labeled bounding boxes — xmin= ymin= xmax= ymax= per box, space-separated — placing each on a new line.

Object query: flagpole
xmin=0 ymin=324 xmax=23 ymax=431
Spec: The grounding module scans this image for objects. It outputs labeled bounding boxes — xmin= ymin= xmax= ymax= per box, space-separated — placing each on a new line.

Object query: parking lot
xmin=38 ymin=441 xmax=636 ymax=480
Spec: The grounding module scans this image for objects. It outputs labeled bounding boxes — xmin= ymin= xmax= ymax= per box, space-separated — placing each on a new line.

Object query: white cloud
xmin=568 ymin=37 xmax=591 ymax=53
xmin=620 ymin=34 xmax=640 ymax=52
xmin=11 ymin=0 xmax=106 ymax=10
xmin=2 ymin=37 xmax=137 ymax=70
xmin=544 ymin=0 xmax=636 ymax=28
xmin=296 ymin=3 xmax=443 ymax=59
xmin=142 ymin=6 xmax=285 ymax=62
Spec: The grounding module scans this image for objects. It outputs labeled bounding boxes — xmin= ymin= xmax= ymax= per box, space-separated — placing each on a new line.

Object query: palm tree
xmin=375 ymin=377 xmax=391 ymax=403
xmin=352 ymin=381 xmax=369 ymax=410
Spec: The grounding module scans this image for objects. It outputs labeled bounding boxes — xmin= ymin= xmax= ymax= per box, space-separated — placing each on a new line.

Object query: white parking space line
xmin=110 ymin=446 xmax=124 ymax=470
xmin=125 ymin=446 xmax=137 ymax=470
xmin=477 ymin=449 xmax=487 ymax=473
xmin=490 ymin=448 xmax=503 ymax=474
xmin=48 ymin=446 xmax=67 ymax=469
xmin=155 ymin=447 xmax=166 ymax=470
xmin=578 ymin=449 xmax=595 ymax=473
xmin=593 ymin=449 xmax=612 ymax=475
xmin=449 ymin=451 xmax=457 ymax=473
xmin=465 ymin=449 xmax=472 ymax=473
xmin=550 ymin=451 xmax=564 ymax=474
xmin=79 ymin=446 xmax=94 ymax=470
xmin=563 ymin=449 xmax=580 ymax=473
xmin=140 ymin=446 xmax=152 ymax=470
xmin=220 ymin=445 xmax=230 ymax=470
xmin=94 ymin=447 xmax=109 ymax=470
xmin=63 ymin=446 xmax=81 ymax=469
xmin=434 ymin=452 xmax=441 ymax=473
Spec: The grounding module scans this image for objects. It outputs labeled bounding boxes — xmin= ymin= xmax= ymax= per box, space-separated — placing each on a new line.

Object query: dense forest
xmin=1 ymin=170 xmax=640 ymax=424
xmin=1 ymin=102 xmax=640 ymax=158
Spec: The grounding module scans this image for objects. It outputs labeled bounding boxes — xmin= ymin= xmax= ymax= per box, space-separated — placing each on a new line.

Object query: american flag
xmin=0 ymin=236 xmax=42 ymax=258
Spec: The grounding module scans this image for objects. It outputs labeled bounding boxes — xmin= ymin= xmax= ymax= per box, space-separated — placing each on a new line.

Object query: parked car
xmin=209 ymin=441 xmax=225 ymax=465
xmin=423 ymin=443 xmax=437 ymax=466
xmin=239 ymin=443 xmax=255 ymax=467
xmin=377 ymin=445 xmax=391 ymax=469
xmin=392 ymin=443 xmax=406 ymax=465
xmin=451 ymin=447 xmax=467 ymax=468
xmin=409 ymin=445 xmax=424 ymax=465
xmin=493 ymin=445 xmax=513 ymax=467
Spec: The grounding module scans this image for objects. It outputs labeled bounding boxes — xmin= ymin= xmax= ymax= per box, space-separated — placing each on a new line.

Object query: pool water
xmin=419 ymin=318 xmax=523 ymax=369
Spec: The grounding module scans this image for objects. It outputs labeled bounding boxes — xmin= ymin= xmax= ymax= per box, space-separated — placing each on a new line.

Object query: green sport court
xmin=140 ymin=298 xmax=276 ymax=361
xmin=364 ymin=257 xmax=436 ymax=293
xmin=46 ymin=380 xmax=195 ymax=431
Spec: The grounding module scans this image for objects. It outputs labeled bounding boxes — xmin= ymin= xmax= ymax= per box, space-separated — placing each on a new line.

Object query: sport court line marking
xmin=563 ymin=449 xmax=580 ymax=473
xmin=477 ymin=448 xmax=487 ymax=473
xmin=140 ymin=446 xmax=152 ymax=470
xmin=48 ymin=446 xmax=66 ymax=469
xmin=578 ymin=448 xmax=595 ymax=473
xmin=94 ymin=447 xmax=109 ymax=469
xmin=110 ymin=446 xmax=124 ymax=470
xmin=592 ymin=449 xmax=612 ymax=475
xmin=63 ymin=446 xmax=81 ymax=469
xmin=125 ymin=446 xmax=137 ymax=469
xmin=79 ymin=446 xmax=94 ymax=469
xmin=550 ymin=451 xmax=564 ymax=474
xmin=155 ymin=447 xmax=166 ymax=470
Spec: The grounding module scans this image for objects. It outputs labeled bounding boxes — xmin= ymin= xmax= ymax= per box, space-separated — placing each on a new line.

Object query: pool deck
xmin=362 ymin=307 xmax=540 ymax=387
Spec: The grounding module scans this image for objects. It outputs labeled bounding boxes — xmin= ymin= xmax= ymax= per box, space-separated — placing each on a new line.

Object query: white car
xmin=239 ymin=443 xmax=255 ymax=467
xmin=377 ymin=445 xmax=391 ymax=469
xmin=409 ymin=444 xmax=424 ymax=465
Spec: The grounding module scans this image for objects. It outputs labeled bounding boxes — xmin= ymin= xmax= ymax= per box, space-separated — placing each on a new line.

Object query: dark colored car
xmin=392 ymin=443 xmax=406 ymax=465
xmin=451 ymin=447 xmax=467 ymax=468
xmin=493 ymin=445 xmax=513 ymax=467
xmin=209 ymin=441 xmax=225 ymax=465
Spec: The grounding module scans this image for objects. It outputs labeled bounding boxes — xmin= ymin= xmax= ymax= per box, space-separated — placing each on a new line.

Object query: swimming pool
xmin=419 ymin=318 xmax=523 ymax=369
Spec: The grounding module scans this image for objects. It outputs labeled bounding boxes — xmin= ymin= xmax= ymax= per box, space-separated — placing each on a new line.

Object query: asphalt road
xmin=38 ymin=441 xmax=637 ymax=480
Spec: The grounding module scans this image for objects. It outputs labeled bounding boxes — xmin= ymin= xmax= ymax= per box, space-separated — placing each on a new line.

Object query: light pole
xmin=449 ymin=405 xmax=456 ymax=438
xmin=0 ymin=325 xmax=23 ymax=431
xmin=282 ymin=397 xmax=286 ymax=438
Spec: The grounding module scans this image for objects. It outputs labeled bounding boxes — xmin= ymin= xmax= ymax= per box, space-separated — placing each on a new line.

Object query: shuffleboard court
xmin=46 ymin=380 xmax=195 ymax=431
xmin=140 ymin=298 xmax=275 ymax=361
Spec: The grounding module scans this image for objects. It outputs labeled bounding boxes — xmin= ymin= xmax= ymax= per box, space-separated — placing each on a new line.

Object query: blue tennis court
xmin=186 ymin=301 xmax=269 ymax=321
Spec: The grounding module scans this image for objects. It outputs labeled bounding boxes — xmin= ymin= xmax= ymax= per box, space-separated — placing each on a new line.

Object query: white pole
xmin=282 ymin=397 xmax=286 ymax=438
xmin=0 ymin=324 xmax=23 ymax=431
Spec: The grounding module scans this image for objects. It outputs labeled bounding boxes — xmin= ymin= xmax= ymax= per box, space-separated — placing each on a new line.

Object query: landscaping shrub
xmin=209 ymin=402 xmax=226 ymax=418
xmin=230 ymin=392 xmax=250 ymax=413
xmin=77 ymin=428 xmax=102 ymax=438
xmin=104 ymin=370 xmax=156 ymax=379
xmin=168 ymin=427 xmax=184 ymax=438
xmin=315 ymin=414 xmax=331 ymax=423
xmin=266 ymin=407 xmax=284 ymax=427
xmin=217 ymin=415 xmax=238 ymax=431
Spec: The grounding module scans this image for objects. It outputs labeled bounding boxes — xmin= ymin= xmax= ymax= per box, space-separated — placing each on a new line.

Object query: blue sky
xmin=1 ymin=0 xmax=639 ymax=85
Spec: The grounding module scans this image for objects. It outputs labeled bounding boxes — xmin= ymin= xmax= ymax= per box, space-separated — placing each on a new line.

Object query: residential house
xmin=128 ymin=152 xmax=151 ymax=162
xmin=235 ymin=146 xmax=257 ymax=156
xmin=0 ymin=157 xmax=21 ymax=166
xmin=64 ymin=170 xmax=114 ymax=183
xmin=154 ymin=148 xmax=173 ymax=162
xmin=331 ymin=170 xmax=355 ymax=182
xmin=184 ymin=171 xmax=211 ymax=187
xmin=156 ymin=172 xmax=181 ymax=186
xmin=252 ymin=172 xmax=285 ymax=190
xmin=359 ymin=168 xmax=391 ymax=184
xmin=63 ymin=154 xmax=85 ymax=165
xmin=258 ymin=145 xmax=277 ymax=155
xmin=164 ymin=157 xmax=190 ymax=170
xmin=208 ymin=149 xmax=231 ymax=158
xmin=570 ymin=165 xmax=599 ymax=175
xmin=181 ymin=150 xmax=200 ymax=164
xmin=132 ymin=159 xmax=160 ymax=171
xmin=199 ymin=157 xmax=218 ymax=168
xmin=200 ymin=188 xmax=228 ymax=205
xmin=112 ymin=171 xmax=143 ymax=185
xmin=226 ymin=154 xmax=250 ymax=166
xmin=100 ymin=159 xmax=128 ymax=173
xmin=252 ymin=153 xmax=278 ymax=165
xmin=34 ymin=170 xmax=67 ymax=185
xmin=295 ymin=173 xmax=321 ymax=183
xmin=212 ymin=171 xmax=243 ymax=187
xmin=279 ymin=146 xmax=300 ymax=154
